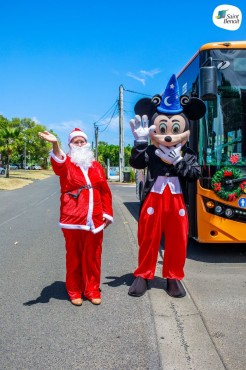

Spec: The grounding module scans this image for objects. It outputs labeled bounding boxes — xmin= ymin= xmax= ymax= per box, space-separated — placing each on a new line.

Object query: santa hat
xmin=157 ymin=74 xmax=183 ymax=115
xmin=68 ymin=128 xmax=88 ymax=144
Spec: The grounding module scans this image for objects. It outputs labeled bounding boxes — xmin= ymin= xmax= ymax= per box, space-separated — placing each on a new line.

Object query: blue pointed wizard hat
xmin=157 ymin=74 xmax=183 ymax=115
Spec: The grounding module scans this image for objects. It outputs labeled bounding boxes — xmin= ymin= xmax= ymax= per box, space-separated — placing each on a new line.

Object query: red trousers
xmin=62 ymin=229 xmax=103 ymax=300
xmin=134 ymin=185 xmax=188 ymax=280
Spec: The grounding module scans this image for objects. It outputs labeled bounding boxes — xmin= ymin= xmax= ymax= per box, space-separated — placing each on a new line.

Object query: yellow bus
xmin=177 ymin=41 xmax=246 ymax=243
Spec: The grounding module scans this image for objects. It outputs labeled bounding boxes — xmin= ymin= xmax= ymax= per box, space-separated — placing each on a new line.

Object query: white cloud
xmin=140 ymin=68 xmax=161 ymax=77
xmin=127 ymin=72 xmax=146 ymax=85
xmin=97 ymin=115 xmax=119 ymax=131
xmin=127 ymin=68 xmax=161 ymax=85
xmin=48 ymin=119 xmax=85 ymax=133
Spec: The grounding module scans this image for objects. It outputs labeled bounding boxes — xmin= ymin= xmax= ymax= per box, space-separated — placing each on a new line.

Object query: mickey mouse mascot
xmin=128 ymin=74 xmax=206 ymax=298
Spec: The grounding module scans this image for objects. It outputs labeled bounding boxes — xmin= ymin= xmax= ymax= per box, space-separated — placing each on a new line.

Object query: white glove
xmin=129 ymin=115 xmax=149 ymax=142
xmin=155 ymin=143 xmax=183 ymax=165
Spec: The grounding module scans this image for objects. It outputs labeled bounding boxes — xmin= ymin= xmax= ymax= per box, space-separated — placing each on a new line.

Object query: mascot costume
xmin=128 ymin=74 xmax=206 ymax=298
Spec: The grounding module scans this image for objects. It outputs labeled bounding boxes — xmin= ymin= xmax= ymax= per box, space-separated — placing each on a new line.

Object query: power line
xmin=123 ymin=87 xmax=152 ymax=97
xmin=93 ymin=86 xmax=152 ymax=161
xmin=93 ymin=99 xmax=118 ymax=126
xmin=98 ymin=103 xmax=118 ymax=133
xmin=93 ymin=87 xmax=151 ymax=130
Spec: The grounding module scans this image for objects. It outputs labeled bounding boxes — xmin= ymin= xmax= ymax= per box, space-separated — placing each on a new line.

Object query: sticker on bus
xmin=238 ymin=198 xmax=246 ymax=208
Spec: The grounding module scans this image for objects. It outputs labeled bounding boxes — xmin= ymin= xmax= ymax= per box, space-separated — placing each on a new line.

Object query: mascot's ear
xmin=134 ymin=94 xmax=161 ymax=118
xmin=180 ymin=95 xmax=206 ymax=120
xmin=134 ymin=98 xmax=151 ymax=116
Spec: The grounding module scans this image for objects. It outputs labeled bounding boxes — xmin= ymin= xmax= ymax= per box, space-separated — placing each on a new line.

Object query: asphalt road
xmin=0 ymin=176 xmax=246 ymax=370
xmin=0 ymin=176 xmax=160 ymax=370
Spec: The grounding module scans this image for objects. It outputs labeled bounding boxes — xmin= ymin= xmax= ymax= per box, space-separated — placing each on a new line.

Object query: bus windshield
xmin=199 ymin=49 xmax=246 ymax=169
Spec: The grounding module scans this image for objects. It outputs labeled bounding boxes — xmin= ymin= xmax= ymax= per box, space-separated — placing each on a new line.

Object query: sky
xmin=0 ymin=0 xmax=245 ymax=151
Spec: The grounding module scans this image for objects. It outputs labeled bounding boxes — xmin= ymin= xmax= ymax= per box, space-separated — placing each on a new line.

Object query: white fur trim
xmin=50 ymin=150 xmax=66 ymax=163
xmin=103 ymin=214 xmax=114 ymax=223
xmin=68 ymin=130 xmax=88 ymax=143
xmin=59 ymin=222 xmax=104 ymax=234
xmin=59 ymin=223 xmax=90 ymax=230
xmin=80 ymin=167 xmax=94 ymax=230
xmin=91 ymin=224 xmax=105 ymax=234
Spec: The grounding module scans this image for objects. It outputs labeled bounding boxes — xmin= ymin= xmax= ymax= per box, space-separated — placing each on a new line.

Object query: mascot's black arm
xmin=130 ymin=142 xmax=201 ymax=180
xmin=130 ymin=143 xmax=201 ymax=207
xmin=129 ymin=141 xmax=149 ymax=169
xmin=174 ymin=149 xmax=201 ymax=182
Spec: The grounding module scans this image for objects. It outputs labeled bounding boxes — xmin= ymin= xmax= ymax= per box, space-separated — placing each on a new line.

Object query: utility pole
xmin=24 ymin=138 xmax=26 ymax=170
xmin=119 ymin=84 xmax=124 ymax=182
xmin=94 ymin=124 xmax=99 ymax=160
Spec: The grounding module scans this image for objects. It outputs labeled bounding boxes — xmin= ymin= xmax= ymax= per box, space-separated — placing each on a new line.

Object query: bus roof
xmin=177 ymin=41 xmax=246 ymax=77
xmin=200 ymin=41 xmax=246 ymax=51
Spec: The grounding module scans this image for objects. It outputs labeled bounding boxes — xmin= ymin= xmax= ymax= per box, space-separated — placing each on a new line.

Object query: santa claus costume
xmin=50 ymin=128 xmax=113 ymax=305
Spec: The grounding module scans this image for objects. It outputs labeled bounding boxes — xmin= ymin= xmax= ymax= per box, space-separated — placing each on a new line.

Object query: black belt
xmin=65 ymin=184 xmax=92 ymax=199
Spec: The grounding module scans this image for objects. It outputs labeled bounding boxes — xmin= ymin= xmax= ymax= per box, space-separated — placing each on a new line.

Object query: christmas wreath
xmin=211 ymin=167 xmax=245 ymax=201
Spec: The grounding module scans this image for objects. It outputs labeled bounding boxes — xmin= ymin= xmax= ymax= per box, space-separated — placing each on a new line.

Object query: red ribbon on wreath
xmin=228 ymin=193 xmax=237 ymax=201
xmin=240 ymin=181 xmax=246 ymax=192
xmin=224 ymin=170 xmax=232 ymax=177
xmin=213 ymin=182 xmax=222 ymax=191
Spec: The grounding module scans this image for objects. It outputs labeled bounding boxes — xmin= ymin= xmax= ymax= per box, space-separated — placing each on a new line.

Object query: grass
xmin=0 ymin=169 xmax=54 ymax=190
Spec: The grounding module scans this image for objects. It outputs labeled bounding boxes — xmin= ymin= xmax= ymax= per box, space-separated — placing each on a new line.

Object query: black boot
xmin=128 ymin=277 xmax=148 ymax=297
xmin=166 ymin=279 xmax=186 ymax=298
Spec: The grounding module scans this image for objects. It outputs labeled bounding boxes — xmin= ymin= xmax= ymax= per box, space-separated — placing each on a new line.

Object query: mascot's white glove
xmin=129 ymin=115 xmax=149 ymax=143
xmin=155 ymin=143 xmax=183 ymax=165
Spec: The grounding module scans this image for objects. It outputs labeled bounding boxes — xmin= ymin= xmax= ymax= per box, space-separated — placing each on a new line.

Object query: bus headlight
xmin=205 ymin=200 xmax=215 ymax=209
xmin=215 ymin=205 xmax=224 ymax=215
xmin=225 ymin=208 xmax=234 ymax=218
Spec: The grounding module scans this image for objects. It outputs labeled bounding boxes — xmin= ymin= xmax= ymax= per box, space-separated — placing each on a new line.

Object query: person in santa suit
xmin=38 ymin=128 xmax=113 ymax=306
xmin=128 ymin=74 xmax=206 ymax=298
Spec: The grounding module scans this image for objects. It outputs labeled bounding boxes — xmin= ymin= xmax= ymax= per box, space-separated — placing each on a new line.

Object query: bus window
xmin=177 ymin=41 xmax=246 ymax=243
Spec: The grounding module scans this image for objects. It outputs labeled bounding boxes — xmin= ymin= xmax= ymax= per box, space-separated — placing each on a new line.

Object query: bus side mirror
xmin=199 ymin=66 xmax=217 ymax=101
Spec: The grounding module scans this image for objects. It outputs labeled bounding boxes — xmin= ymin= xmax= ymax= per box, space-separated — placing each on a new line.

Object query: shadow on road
xmin=104 ymin=273 xmax=167 ymax=292
xmin=124 ymin=200 xmax=246 ymax=264
xmin=123 ymin=201 xmax=140 ymax=221
xmin=23 ymin=281 xmax=68 ymax=306
xmin=103 ymin=273 xmax=134 ymax=288
xmin=187 ymin=239 xmax=246 ymax=264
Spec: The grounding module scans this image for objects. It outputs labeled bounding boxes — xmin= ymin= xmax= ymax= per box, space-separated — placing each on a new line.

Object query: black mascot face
xmin=134 ymin=74 xmax=206 ymax=149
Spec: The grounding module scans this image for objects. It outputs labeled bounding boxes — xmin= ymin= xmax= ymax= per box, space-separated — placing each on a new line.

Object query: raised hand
xmin=155 ymin=143 xmax=183 ymax=165
xmin=38 ymin=131 xmax=63 ymax=159
xmin=129 ymin=115 xmax=149 ymax=142
xmin=38 ymin=131 xmax=58 ymax=143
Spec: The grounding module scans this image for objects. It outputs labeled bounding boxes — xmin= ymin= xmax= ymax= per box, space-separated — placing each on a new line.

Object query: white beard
xmin=69 ymin=143 xmax=95 ymax=169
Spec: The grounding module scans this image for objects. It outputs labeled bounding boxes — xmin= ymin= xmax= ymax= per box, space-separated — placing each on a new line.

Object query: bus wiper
xmin=224 ymin=177 xmax=246 ymax=186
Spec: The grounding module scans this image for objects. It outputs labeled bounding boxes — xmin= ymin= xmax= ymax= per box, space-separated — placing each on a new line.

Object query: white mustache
xmin=69 ymin=144 xmax=94 ymax=168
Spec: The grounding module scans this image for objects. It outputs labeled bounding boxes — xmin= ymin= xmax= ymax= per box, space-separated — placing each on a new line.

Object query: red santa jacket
xmin=50 ymin=151 xmax=113 ymax=233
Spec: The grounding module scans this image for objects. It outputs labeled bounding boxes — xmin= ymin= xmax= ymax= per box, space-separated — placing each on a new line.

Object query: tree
xmin=0 ymin=115 xmax=60 ymax=171
xmin=0 ymin=124 xmax=20 ymax=178
xmin=97 ymin=141 xmax=133 ymax=167
xmin=124 ymin=144 xmax=132 ymax=167
xmin=97 ymin=142 xmax=118 ymax=166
